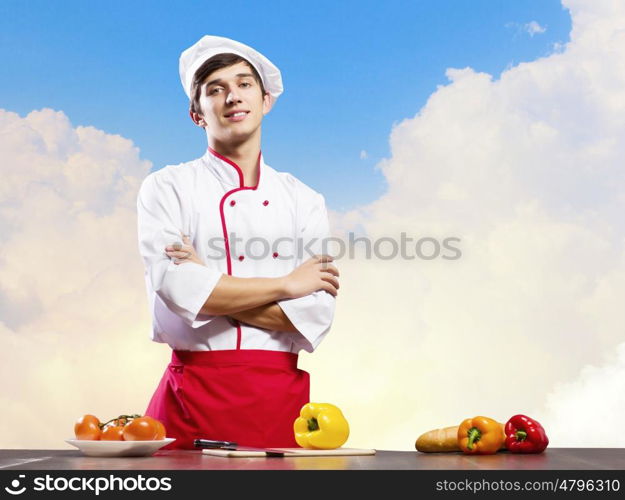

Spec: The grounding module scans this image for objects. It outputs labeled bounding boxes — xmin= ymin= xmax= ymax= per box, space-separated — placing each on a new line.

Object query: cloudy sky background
xmin=0 ymin=0 xmax=571 ymax=212
xmin=2 ymin=0 xmax=625 ymax=450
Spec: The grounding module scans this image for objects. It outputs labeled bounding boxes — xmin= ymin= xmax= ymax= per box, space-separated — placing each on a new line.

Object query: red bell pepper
xmin=504 ymin=414 xmax=549 ymax=453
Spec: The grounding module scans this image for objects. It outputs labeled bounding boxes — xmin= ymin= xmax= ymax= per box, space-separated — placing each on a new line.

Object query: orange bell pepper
xmin=458 ymin=416 xmax=505 ymax=455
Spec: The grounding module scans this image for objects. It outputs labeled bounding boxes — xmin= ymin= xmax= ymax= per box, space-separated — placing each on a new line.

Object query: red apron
xmin=145 ymin=349 xmax=310 ymax=450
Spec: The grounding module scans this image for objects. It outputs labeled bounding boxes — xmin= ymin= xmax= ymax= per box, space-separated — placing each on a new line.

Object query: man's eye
xmin=240 ymin=82 xmax=252 ymax=88
xmin=209 ymin=88 xmax=222 ymax=95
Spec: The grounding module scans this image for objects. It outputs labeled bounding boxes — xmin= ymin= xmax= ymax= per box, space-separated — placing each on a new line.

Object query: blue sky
xmin=0 ymin=0 xmax=571 ymax=211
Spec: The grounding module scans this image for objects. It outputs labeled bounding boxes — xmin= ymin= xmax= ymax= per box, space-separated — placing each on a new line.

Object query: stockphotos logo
xmin=3 ymin=474 xmax=172 ymax=496
xmin=4 ymin=475 xmax=26 ymax=495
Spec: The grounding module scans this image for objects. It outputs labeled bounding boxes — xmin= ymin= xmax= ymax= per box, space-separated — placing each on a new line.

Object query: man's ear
xmin=189 ymin=109 xmax=206 ymax=128
xmin=262 ymin=93 xmax=274 ymax=116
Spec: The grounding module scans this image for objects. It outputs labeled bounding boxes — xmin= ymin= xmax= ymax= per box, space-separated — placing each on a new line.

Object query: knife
xmin=194 ymin=439 xmax=286 ymax=457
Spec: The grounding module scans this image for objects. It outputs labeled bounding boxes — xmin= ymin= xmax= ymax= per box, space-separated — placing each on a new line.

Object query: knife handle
xmin=194 ymin=439 xmax=238 ymax=449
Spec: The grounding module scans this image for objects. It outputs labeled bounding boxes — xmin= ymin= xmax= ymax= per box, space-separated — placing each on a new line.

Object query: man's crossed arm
xmin=165 ymin=236 xmax=339 ymax=333
xmin=229 ymin=302 xmax=297 ymax=332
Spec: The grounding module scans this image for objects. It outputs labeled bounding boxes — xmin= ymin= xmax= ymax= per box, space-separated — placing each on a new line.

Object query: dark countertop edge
xmin=0 ymin=446 xmax=625 ymax=456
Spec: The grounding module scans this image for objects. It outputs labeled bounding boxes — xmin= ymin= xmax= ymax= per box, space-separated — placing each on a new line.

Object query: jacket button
xmin=273 ymin=252 xmax=279 ymax=259
xmin=230 ymin=200 xmax=236 ymax=207
xmin=263 ymin=200 xmax=269 ymax=206
xmin=238 ymin=255 xmax=245 ymax=261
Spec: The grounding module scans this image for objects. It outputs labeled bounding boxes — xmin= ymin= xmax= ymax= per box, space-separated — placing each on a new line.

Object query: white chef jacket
xmin=136 ymin=148 xmax=335 ymax=353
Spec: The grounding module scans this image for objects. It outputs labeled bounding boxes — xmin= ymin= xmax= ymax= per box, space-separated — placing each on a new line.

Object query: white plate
xmin=65 ymin=438 xmax=176 ymax=457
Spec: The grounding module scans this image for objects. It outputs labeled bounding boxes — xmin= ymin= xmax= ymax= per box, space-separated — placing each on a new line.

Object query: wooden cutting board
xmin=202 ymin=447 xmax=376 ymax=458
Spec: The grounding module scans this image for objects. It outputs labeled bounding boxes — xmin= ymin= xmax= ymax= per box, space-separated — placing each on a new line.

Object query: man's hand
xmin=282 ymin=254 xmax=339 ymax=298
xmin=165 ymin=233 xmax=204 ymax=266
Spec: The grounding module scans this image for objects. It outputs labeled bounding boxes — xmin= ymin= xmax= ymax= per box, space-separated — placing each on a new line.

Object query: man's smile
xmin=224 ymin=110 xmax=250 ymax=121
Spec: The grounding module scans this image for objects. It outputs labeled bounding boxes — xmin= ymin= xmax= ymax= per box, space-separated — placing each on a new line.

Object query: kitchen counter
xmin=1 ymin=449 xmax=624 ymax=470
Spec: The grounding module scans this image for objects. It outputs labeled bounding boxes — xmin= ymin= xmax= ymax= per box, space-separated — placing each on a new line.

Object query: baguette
xmin=416 ymin=425 xmax=460 ymax=452
xmin=416 ymin=422 xmax=507 ymax=452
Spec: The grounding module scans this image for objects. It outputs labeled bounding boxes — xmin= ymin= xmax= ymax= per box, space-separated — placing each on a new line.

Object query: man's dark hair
xmin=190 ymin=53 xmax=267 ymax=115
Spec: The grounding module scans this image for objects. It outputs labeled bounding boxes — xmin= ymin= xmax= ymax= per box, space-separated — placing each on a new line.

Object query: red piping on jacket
xmin=211 ymin=146 xmax=262 ymax=350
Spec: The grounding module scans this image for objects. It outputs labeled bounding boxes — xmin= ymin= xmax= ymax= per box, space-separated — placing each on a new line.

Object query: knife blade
xmin=221 ymin=445 xmax=286 ymax=457
xmin=194 ymin=439 xmax=286 ymax=456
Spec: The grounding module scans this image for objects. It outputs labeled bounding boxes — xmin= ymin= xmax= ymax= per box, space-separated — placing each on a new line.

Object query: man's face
xmin=193 ymin=61 xmax=272 ymax=143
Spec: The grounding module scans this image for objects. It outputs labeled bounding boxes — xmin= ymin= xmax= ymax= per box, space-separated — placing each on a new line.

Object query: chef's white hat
xmin=179 ymin=35 xmax=283 ymax=101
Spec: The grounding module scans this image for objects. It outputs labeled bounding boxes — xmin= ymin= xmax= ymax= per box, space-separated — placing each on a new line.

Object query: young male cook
xmin=136 ymin=35 xmax=339 ymax=449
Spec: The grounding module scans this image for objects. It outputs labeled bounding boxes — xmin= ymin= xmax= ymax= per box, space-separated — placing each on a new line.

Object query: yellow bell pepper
xmin=294 ymin=403 xmax=350 ymax=449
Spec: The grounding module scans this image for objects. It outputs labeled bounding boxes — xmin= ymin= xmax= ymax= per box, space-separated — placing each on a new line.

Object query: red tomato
xmin=101 ymin=425 xmax=125 ymax=441
xmin=122 ymin=417 xmax=159 ymax=441
xmin=74 ymin=414 xmax=102 ymax=440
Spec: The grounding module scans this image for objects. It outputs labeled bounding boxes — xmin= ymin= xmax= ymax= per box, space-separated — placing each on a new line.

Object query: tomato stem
xmin=99 ymin=414 xmax=143 ymax=429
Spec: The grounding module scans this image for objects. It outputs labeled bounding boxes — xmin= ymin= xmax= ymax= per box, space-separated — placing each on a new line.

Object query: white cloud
xmin=506 ymin=20 xmax=547 ymax=39
xmin=540 ymin=343 xmax=625 ymax=446
xmin=524 ymin=20 xmax=547 ymax=37
xmin=0 ymin=109 xmax=170 ymax=448
xmin=360 ymin=150 xmax=368 ymax=160
xmin=305 ymin=0 xmax=625 ymax=450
